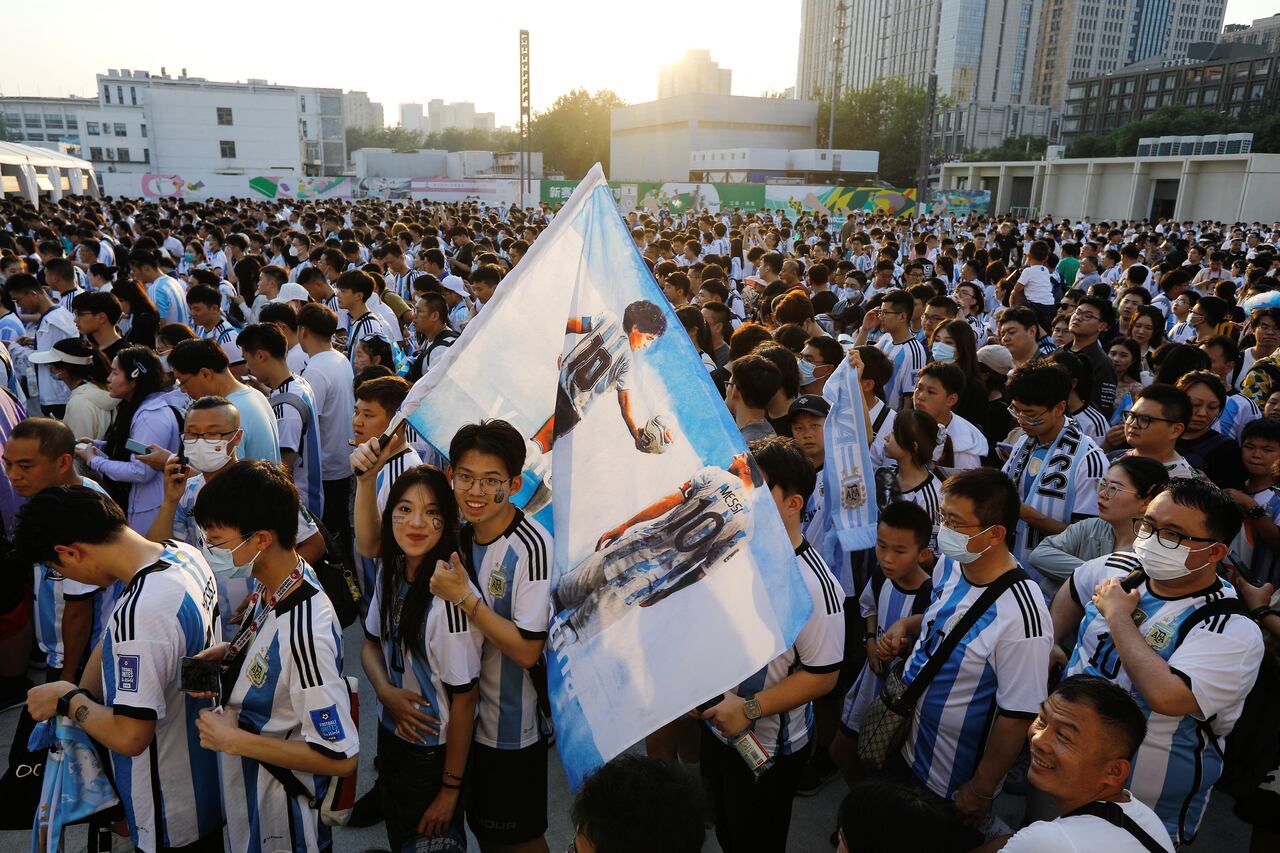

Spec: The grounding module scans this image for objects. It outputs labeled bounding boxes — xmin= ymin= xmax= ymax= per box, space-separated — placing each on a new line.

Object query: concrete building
xmin=881 ymin=0 xmax=942 ymax=88
xmin=934 ymin=102 xmax=1057 ymax=155
xmin=940 ymin=152 xmax=1279 ymax=221
xmin=344 ymin=91 xmax=385 ymax=129
xmin=0 ymin=96 xmax=96 ymax=154
xmin=1060 ymin=42 xmax=1277 ymax=142
xmin=426 ymin=100 xmax=497 ymax=134
xmin=1221 ymin=14 xmax=1280 ymax=54
xmin=1130 ymin=0 xmax=1227 ymax=65
xmin=399 ymin=102 xmax=426 ymax=134
xmin=1031 ymin=0 xmax=1143 ymax=112
xmin=610 ymin=94 xmax=819 ymax=181
xmin=658 ymin=49 xmax=732 ymax=99
xmin=351 ymin=147 xmax=543 ymax=180
xmin=935 ymin=0 xmax=1040 ymax=105
xmin=797 ymin=0 xmax=891 ymax=98
xmin=688 ymin=147 xmax=878 ymax=182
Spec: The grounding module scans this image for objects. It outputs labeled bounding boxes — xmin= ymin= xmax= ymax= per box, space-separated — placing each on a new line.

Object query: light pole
xmin=827 ymin=1 xmax=848 ymax=156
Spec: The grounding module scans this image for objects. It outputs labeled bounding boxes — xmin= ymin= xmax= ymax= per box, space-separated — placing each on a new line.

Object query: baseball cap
xmin=272 ymin=282 xmax=310 ymax=303
xmin=441 ymin=275 xmax=468 ymax=297
xmin=788 ymin=394 xmax=831 ymax=418
xmin=28 ymin=338 xmax=97 ymax=365
xmin=976 ymin=344 xmax=1014 ymax=375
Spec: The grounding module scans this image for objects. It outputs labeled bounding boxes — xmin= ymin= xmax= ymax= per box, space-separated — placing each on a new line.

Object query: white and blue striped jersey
xmin=560 ymin=312 xmax=634 ymax=420
xmin=270 ymin=374 xmax=324 ymax=519
xmin=197 ymin=318 xmax=243 ymax=365
xmin=841 ymin=573 xmax=932 ymax=734
xmin=801 ymin=463 xmax=839 ymax=575
xmin=901 ymin=558 xmax=1051 ymax=798
xmin=220 ymin=570 xmax=358 ymax=853
xmin=147 ymin=274 xmax=189 ymax=326
xmin=1231 ymin=488 xmax=1280 ymax=587
xmin=32 ymin=477 xmax=118 ymax=670
xmin=713 ymin=541 xmax=844 ymax=756
xmin=355 ymin=448 xmax=423 ymax=598
xmin=346 ymin=309 xmax=394 ymax=356
xmin=363 ymin=573 xmax=483 ymax=745
xmin=1065 ymin=551 xmax=1264 ymax=843
xmin=100 ymin=541 xmax=222 ymax=853
xmin=463 ymin=509 xmax=552 ymax=750
xmin=1214 ymin=392 xmax=1260 ymax=442
xmin=875 ymin=334 xmax=928 ymax=411
xmin=1071 ymin=404 xmax=1110 ymax=444
xmin=896 ymin=471 xmax=942 ymax=552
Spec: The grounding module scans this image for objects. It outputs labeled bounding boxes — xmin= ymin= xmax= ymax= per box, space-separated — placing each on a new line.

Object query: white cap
xmin=272 ymin=282 xmax=310 ymax=303
xmin=441 ymin=275 xmax=468 ymax=297
xmin=28 ymin=349 xmax=93 ymax=365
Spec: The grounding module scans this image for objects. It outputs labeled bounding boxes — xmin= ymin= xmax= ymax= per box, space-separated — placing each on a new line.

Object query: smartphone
xmin=180 ymin=657 xmax=223 ymax=695
xmin=124 ymin=438 xmax=150 ymax=455
xmin=176 ymin=442 xmax=189 ymax=474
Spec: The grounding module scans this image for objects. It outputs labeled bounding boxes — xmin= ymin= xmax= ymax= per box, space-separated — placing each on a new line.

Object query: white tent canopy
xmin=0 ymin=141 xmax=98 ymax=202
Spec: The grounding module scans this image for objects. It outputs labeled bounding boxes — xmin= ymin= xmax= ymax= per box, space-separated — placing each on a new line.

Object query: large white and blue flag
xmin=402 ymin=165 xmax=811 ymax=787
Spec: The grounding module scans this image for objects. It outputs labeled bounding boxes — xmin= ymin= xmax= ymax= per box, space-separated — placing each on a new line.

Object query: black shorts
xmin=552 ymin=385 xmax=582 ymax=444
xmin=465 ymin=740 xmax=548 ymax=844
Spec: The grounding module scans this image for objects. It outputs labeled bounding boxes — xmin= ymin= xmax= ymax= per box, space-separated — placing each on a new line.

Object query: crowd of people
xmin=0 ymin=189 xmax=1276 ymax=853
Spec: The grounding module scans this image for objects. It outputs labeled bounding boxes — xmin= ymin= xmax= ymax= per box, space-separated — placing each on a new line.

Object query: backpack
xmin=1170 ymin=597 xmax=1277 ymax=801
xmin=304 ymin=510 xmax=360 ymax=628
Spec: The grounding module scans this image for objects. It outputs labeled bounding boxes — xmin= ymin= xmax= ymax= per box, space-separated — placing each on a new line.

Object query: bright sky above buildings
xmin=0 ymin=0 xmax=1271 ymax=126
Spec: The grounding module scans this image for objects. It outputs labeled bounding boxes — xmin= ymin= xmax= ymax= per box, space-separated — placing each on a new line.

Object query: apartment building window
xmin=86 ymin=122 xmax=100 ymax=136
xmin=219 ymin=140 xmax=237 ymax=158
xmin=89 ymin=147 xmax=103 ymax=161
xmin=23 ymin=113 xmax=40 ymax=126
xmin=1143 ymin=94 xmax=1157 ymax=108
xmin=114 ymin=123 xmax=127 ymax=137
xmin=1145 ymin=77 xmax=1159 ymax=92
xmin=1202 ymin=88 xmax=1218 ymax=104
xmin=217 ymin=107 xmax=234 ymax=126
xmin=65 ymin=116 xmax=77 ymax=129
xmin=130 ymin=86 xmax=137 ymax=105
xmin=44 ymin=114 xmax=63 ymax=128
xmin=117 ymin=147 xmax=130 ymax=162
xmin=104 ymin=85 xmax=110 ymax=104
xmin=26 ymin=133 xmax=43 ymax=141
xmin=1251 ymin=83 xmax=1265 ymax=100
xmin=116 ymin=86 xmax=124 ymax=104
xmin=143 ymin=149 xmax=150 ymax=163
xmin=1230 ymin=84 xmax=1245 ymax=101
xmin=300 ymin=95 xmax=307 ymax=112
xmin=140 ymin=124 xmax=147 ymax=138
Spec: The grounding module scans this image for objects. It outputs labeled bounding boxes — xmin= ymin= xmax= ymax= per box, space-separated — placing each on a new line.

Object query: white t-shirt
xmin=1003 ymin=796 xmax=1174 ymax=852
xmin=300 ymin=349 xmax=356 ymax=481
xmin=1018 ymin=264 xmax=1055 ymax=305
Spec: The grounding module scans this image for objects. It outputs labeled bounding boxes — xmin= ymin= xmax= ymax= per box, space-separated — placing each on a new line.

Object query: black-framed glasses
xmin=1132 ymin=518 xmax=1217 ymax=550
xmin=1120 ymin=410 xmax=1178 ymax=429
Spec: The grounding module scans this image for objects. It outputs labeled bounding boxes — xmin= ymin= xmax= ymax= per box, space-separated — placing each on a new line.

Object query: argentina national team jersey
xmin=1071 ymin=404 xmax=1110 ymax=443
xmin=100 ymin=540 xmax=222 ymax=852
xmin=1214 ymin=392 xmax=1260 ymax=442
xmin=1065 ymin=552 xmax=1264 ymax=842
xmin=363 ymin=574 xmax=483 ymax=745
xmin=199 ymin=319 xmax=243 ymax=365
xmin=355 ymin=448 xmax=423 ymax=598
xmin=841 ymin=574 xmax=933 ymax=734
xmin=33 ymin=477 xmax=119 ymax=670
xmin=875 ymin=334 xmax=928 ymax=411
xmin=559 ymin=312 xmax=633 ymax=420
xmin=270 ymin=375 xmax=325 ymax=519
xmin=901 ymin=557 xmax=1050 ymax=798
xmin=713 ymin=542 xmax=843 ymax=757
xmin=1230 ymin=488 xmax=1280 ymax=587
xmin=463 ymin=509 xmax=552 ymax=750
xmin=222 ymin=568 xmax=358 ymax=853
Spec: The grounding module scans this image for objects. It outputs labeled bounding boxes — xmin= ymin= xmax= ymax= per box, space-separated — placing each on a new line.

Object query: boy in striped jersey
xmin=856 ymin=289 xmax=928 ymax=411
xmin=189 ymin=461 xmax=359 ymax=853
xmin=877 ymin=468 xmax=1050 ymax=843
xmin=19 ymin=485 xmax=224 ymax=853
xmin=186 ymin=283 xmax=246 ymax=378
xmin=1053 ymin=478 xmax=1264 ymax=844
xmin=429 ymin=419 xmax=553 ymax=852
xmin=699 ymin=437 xmax=844 ymax=853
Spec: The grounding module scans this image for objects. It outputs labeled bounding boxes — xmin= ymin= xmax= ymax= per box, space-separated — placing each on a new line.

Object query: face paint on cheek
xmin=493 ymin=489 xmax=506 ymax=504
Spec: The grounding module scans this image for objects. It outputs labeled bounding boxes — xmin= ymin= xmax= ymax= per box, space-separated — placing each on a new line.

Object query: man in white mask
xmin=1049 ymin=477 xmax=1265 ymax=845
xmin=147 ymin=395 xmax=326 ymax=633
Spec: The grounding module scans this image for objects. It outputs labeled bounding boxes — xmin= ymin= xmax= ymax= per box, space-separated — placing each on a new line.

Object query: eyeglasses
xmin=1007 ymin=405 xmax=1049 ymax=426
xmin=42 ymin=565 xmax=65 ymax=582
xmin=1120 ymin=410 xmax=1178 ymax=429
xmin=1132 ymin=518 xmax=1217 ymax=550
xmin=453 ymin=471 xmax=511 ymax=494
xmin=1097 ymin=480 xmax=1136 ymax=499
xmin=183 ymin=429 xmax=237 ymax=441
xmin=1072 ymin=311 xmax=1101 ymax=322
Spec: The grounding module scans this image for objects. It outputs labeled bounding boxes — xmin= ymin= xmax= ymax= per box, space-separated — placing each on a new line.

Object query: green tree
xmin=969 ymin=134 xmax=1048 ymax=161
xmin=530 ymin=88 xmax=626 ymax=179
xmin=0 ymin=114 xmax=12 ymax=143
xmin=1063 ymin=105 xmax=1280 ymax=157
xmin=345 ymin=125 xmax=426 ymax=153
xmin=816 ymin=78 xmax=931 ymax=186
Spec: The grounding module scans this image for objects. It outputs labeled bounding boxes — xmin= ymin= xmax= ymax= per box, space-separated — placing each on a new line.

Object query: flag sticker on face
xmin=117 ymin=654 xmax=139 ymax=692
xmin=310 ymin=705 xmax=345 ymax=742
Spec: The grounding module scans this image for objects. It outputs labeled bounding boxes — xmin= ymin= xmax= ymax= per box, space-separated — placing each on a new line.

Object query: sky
xmin=0 ymin=0 xmax=1272 ymax=127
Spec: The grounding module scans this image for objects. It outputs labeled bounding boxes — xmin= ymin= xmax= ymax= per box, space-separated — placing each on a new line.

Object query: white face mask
xmin=937 ymin=524 xmax=993 ymax=564
xmin=183 ymin=433 xmax=237 ymax=474
xmin=1134 ymin=534 xmax=1215 ymax=581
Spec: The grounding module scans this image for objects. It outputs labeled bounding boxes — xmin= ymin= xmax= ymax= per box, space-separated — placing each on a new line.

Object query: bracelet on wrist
xmin=441 ymin=779 xmax=462 ymax=790
xmin=443 ymin=769 xmax=463 ymax=782
xmin=466 ymin=596 xmax=481 ymax=618
xmin=456 ymin=591 xmax=474 ymax=610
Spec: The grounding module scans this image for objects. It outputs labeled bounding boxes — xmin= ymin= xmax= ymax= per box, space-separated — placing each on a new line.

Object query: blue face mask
xmin=932 ymin=342 xmax=956 ymax=361
xmin=203 ymin=532 xmax=262 ymax=579
xmin=182 ymin=252 xmax=195 ymax=263
xmin=797 ymin=358 xmax=818 ymax=386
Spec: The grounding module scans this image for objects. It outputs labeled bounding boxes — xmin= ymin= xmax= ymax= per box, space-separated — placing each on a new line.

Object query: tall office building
xmin=658 ymin=49 xmax=732 ymax=98
xmin=424 ymin=100 xmax=496 ymax=133
xmin=796 ymin=0 xmax=892 ymax=98
xmin=1130 ymin=0 xmax=1226 ymax=64
xmin=344 ymin=91 xmax=385 ymax=129
xmin=399 ymin=102 xmax=425 ymax=133
xmin=935 ymin=0 xmax=1040 ymax=103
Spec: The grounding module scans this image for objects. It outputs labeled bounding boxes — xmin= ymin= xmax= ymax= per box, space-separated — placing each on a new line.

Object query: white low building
xmin=610 ymin=95 xmax=819 ymax=182
xmin=939 ymin=152 xmax=1280 ymax=221
xmin=689 ymin=146 xmax=878 ymax=182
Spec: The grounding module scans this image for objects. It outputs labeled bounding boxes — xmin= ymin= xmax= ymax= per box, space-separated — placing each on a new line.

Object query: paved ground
xmin=0 ymin=620 xmax=1254 ymax=851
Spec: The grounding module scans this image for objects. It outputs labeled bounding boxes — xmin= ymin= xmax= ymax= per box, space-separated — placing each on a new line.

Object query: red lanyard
xmin=226 ymin=564 xmax=304 ymax=661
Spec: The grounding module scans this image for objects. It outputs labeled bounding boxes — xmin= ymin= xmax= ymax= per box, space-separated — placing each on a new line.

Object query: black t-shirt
xmin=1177 ymin=429 xmax=1246 ymax=490
xmin=1071 ymin=340 xmax=1118 ymax=416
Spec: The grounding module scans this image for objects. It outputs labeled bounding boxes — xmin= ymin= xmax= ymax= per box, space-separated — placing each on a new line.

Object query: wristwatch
xmin=57 ymin=688 xmax=92 ymax=719
xmin=1247 ymin=503 xmax=1267 ymax=519
xmin=743 ymin=696 xmax=763 ymax=721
